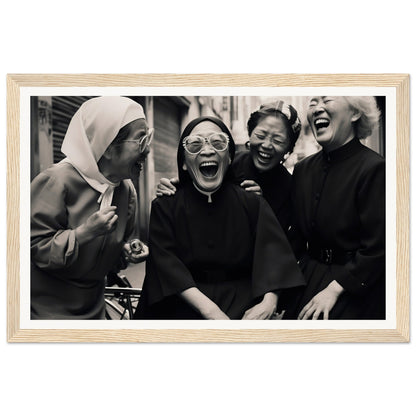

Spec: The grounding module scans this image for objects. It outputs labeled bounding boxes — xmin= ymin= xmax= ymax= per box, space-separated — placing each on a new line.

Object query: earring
xmin=245 ymin=141 xmax=250 ymax=150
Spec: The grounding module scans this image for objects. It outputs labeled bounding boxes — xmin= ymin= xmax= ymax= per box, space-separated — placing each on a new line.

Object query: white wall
xmin=1 ymin=2 xmax=414 ymax=416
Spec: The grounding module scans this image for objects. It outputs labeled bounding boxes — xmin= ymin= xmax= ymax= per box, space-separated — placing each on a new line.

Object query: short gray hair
xmin=344 ymin=96 xmax=380 ymax=140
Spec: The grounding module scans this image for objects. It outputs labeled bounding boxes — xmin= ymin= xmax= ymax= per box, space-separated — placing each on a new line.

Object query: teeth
xmin=314 ymin=118 xmax=330 ymax=128
xmin=135 ymin=162 xmax=142 ymax=171
xmin=259 ymin=152 xmax=271 ymax=159
xmin=199 ymin=160 xmax=219 ymax=178
xmin=200 ymin=161 xmax=218 ymax=167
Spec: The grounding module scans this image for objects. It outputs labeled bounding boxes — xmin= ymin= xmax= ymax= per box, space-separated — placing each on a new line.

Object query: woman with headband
xmin=31 ymin=96 xmax=152 ymax=319
xmin=232 ymin=101 xmax=301 ymax=233
xmin=134 ymin=116 xmax=304 ymax=319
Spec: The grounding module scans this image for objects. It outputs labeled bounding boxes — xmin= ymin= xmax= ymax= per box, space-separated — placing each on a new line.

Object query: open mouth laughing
xmin=135 ymin=160 xmax=143 ymax=171
xmin=199 ymin=161 xmax=219 ymax=178
xmin=130 ymin=161 xmax=143 ymax=179
xmin=314 ymin=118 xmax=330 ymax=132
xmin=132 ymin=154 xmax=147 ymax=176
xmin=257 ymin=150 xmax=273 ymax=164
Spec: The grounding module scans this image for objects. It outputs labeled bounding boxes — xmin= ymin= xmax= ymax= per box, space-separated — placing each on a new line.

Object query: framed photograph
xmin=7 ymin=74 xmax=409 ymax=342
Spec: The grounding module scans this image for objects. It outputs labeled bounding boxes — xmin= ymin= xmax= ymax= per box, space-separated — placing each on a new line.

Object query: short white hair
xmin=344 ymin=96 xmax=380 ymax=140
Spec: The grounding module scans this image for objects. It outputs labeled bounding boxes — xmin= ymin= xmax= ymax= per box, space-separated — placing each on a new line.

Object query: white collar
xmin=192 ymin=183 xmax=221 ymax=203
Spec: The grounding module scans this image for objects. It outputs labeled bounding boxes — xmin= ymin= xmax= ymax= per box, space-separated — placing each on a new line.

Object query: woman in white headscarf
xmin=31 ymin=96 xmax=152 ymax=319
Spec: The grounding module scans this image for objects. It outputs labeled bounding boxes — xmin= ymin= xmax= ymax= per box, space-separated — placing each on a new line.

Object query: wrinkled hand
xmin=155 ymin=177 xmax=179 ymax=197
xmin=75 ymin=206 xmax=118 ymax=244
xmin=122 ymin=240 xmax=149 ymax=264
xmin=298 ymin=280 xmax=344 ymax=320
xmin=242 ymin=292 xmax=277 ymax=320
xmin=240 ymin=180 xmax=262 ymax=196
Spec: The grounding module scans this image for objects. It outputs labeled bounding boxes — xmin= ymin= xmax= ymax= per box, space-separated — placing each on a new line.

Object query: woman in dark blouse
xmin=289 ymin=96 xmax=385 ymax=320
xmin=232 ymin=101 xmax=301 ymax=233
xmin=135 ymin=116 xmax=304 ymax=319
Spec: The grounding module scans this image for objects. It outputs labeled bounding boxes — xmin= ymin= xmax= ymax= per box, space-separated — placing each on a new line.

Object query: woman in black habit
xmin=289 ymin=96 xmax=385 ymax=320
xmin=156 ymin=100 xmax=302 ymax=235
xmin=134 ymin=116 xmax=304 ymax=319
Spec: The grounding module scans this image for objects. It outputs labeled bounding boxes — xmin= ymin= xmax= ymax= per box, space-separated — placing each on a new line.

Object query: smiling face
xmin=307 ymin=96 xmax=360 ymax=151
xmin=182 ymin=121 xmax=231 ymax=192
xmin=104 ymin=118 xmax=150 ymax=181
xmin=249 ymin=115 xmax=292 ymax=172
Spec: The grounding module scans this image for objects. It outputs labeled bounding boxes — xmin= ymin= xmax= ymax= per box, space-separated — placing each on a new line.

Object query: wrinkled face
xmin=108 ymin=119 xmax=150 ymax=181
xmin=249 ymin=116 xmax=291 ymax=172
xmin=307 ymin=96 xmax=359 ymax=151
xmin=183 ymin=121 xmax=231 ymax=192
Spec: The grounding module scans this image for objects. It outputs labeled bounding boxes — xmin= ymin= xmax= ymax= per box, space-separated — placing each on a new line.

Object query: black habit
xmin=135 ymin=181 xmax=304 ymax=319
xmin=287 ymin=138 xmax=385 ymax=319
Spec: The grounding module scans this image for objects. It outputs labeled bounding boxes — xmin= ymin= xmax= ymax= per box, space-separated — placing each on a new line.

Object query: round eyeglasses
xmin=183 ymin=133 xmax=229 ymax=155
xmin=114 ymin=128 xmax=154 ymax=153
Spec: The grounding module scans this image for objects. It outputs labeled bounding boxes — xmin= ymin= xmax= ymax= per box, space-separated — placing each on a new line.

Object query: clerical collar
xmin=323 ymin=137 xmax=360 ymax=162
xmin=192 ymin=183 xmax=219 ymax=203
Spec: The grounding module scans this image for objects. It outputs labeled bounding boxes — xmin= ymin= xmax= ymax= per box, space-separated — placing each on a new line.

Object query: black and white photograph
xmin=23 ymin=90 xmax=393 ymax=329
xmin=2 ymin=1 xmax=415 ymax=415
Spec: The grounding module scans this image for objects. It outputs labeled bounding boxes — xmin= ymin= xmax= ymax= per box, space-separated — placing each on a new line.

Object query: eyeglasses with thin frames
xmin=114 ymin=128 xmax=154 ymax=153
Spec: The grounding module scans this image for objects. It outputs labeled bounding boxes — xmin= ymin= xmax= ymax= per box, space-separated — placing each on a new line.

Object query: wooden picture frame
xmin=7 ymin=73 xmax=409 ymax=342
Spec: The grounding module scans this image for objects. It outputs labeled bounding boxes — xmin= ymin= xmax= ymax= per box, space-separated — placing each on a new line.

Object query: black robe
xmin=287 ymin=138 xmax=385 ymax=319
xmin=232 ymin=151 xmax=293 ymax=234
xmin=135 ymin=181 xmax=304 ymax=319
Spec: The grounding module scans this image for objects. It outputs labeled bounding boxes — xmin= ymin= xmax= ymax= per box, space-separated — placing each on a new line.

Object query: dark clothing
xmin=135 ymin=181 xmax=304 ymax=319
xmin=286 ymin=138 xmax=385 ymax=319
xmin=31 ymin=162 xmax=137 ymax=319
xmin=232 ymin=151 xmax=293 ymax=233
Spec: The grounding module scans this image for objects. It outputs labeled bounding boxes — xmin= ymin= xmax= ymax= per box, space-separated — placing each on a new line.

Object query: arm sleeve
xmin=251 ymin=197 xmax=305 ymax=298
xmin=335 ymin=160 xmax=386 ymax=296
xmin=144 ymin=198 xmax=197 ymax=305
xmin=30 ymin=173 xmax=79 ymax=270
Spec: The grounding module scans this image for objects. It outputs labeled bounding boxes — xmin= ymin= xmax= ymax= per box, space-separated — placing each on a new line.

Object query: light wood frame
xmin=7 ymin=74 xmax=409 ymax=342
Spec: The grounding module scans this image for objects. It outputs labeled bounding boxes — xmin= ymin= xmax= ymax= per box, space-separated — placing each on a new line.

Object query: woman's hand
xmin=180 ymin=287 xmax=230 ymax=320
xmin=155 ymin=177 xmax=179 ymax=197
xmin=240 ymin=180 xmax=263 ymax=196
xmin=242 ymin=292 xmax=278 ymax=320
xmin=75 ymin=206 xmax=118 ymax=245
xmin=204 ymin=307 xmax=230 ymax=320
xmin=298 ymin=280 xmax=344 ymax=320
xmin=122 ymin=240 xmax=149 ymax=264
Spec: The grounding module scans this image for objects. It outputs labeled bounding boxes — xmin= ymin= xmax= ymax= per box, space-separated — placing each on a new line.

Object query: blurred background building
xmin=30 ymin=95 xmax=386 ymax=243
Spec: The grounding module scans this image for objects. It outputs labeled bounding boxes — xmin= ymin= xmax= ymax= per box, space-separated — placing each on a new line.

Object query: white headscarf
xmin=60 ymin=96 xmax=146 ymax=209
